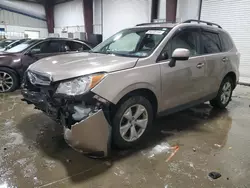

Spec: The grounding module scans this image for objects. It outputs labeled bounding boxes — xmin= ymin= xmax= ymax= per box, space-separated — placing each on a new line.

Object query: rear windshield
xmin=6 ymin=40 xmax=40 ymax=53
xmin=91 ymin=27 xmax=171 ymax=58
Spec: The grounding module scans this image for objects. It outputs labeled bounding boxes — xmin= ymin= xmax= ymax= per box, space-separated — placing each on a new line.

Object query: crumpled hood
xmin=29 ymin=52 xmax=138 ymax=81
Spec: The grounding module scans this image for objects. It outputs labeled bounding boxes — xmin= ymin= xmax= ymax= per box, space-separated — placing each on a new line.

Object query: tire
xmin=210 ymin=77 xmax=233 ymax=109
xmin=112 ymin=96 xmax=153 ymax=149
xmin=0 ymin=67 xmax=19 ymax=93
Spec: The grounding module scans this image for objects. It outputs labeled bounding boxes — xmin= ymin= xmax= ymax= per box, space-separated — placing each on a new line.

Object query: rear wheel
xmin=210 ymin=77 xmax=233 ymax=109
xmin=112 ymin=96 xmax=153 ymax=149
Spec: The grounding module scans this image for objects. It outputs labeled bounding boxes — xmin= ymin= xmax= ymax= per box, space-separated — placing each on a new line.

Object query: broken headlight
xmin=55 ymin=73 xmax=106 ymax=96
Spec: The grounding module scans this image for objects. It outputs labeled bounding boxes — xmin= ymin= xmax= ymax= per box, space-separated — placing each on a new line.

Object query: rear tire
xmin=112 ymin=96 xmax=153 ymax=149
xmin=210 ymin=77 xmax=233 ymax=109
xmin=0 ymin=67 xmax=19 ymax=93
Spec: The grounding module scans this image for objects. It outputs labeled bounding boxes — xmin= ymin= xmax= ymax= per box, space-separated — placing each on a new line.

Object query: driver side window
xmin=159 ymin=30 xmax=200 ymax=61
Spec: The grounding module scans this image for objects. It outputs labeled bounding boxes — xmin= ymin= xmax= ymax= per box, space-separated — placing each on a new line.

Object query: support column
xmin=151 ymin=0 xmax=159 ymax=22
xmin=44 ymin=1 xmax=54 ymax=33
xmin=166 ymin=0 xmax=177 ymax=22
xmin=83 ymin=0 xmax=93 ymax=41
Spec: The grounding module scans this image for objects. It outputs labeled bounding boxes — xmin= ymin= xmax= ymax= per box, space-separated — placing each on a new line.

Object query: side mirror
xmin=169 ymin=48 xmax=190 ymax=67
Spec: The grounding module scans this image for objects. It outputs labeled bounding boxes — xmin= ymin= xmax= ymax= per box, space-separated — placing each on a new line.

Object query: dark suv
xmin=0 ymin=38 xmax=91 ymax=93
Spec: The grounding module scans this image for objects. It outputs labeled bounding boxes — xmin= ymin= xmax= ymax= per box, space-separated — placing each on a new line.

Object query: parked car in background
xmin=21 ymin=20 xmax=239 ymax=158
xmin=0 ymin=38 xmax=92 ymax=93
xmin=2 ymin=39 xmax=29 ymax=51
xmin=0 ymin=39 xmax=17 ymax=51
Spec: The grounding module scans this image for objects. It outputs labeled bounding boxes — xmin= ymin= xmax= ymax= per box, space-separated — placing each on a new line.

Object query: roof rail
xmin=183 ymin=19 xmax=222 ymax=29
xmin=136 ymin=21 xmax=175 ymax=26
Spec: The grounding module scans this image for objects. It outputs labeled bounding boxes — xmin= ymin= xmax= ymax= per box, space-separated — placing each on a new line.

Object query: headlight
xmin=56 ymin=73 xmax=106 ymax=96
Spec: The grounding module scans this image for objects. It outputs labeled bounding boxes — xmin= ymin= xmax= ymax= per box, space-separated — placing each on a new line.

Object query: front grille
xmin=27 ymin=70 xmax=52 ymax=86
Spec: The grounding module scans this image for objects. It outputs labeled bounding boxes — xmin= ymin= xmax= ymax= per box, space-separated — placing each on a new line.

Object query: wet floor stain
xmin=0 ymin=86 xmax=249 ymax=188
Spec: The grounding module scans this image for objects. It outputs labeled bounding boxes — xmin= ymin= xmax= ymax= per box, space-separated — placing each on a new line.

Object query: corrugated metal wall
xmin=0 ymin=9 xmax=46 ymax=28
xmin=0 ymin=1 xmax=48 ymax=38
xmin=201 ymin=0 xmax=250 ymax=83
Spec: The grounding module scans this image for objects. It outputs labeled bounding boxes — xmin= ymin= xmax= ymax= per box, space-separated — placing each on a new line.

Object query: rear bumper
xmin=63 ymin=109 xmax=111 ymax=158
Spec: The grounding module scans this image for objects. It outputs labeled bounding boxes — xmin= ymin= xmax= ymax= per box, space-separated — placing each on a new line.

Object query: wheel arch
xmin=0 ymin=66 xmax=20 ymax=80
xmin=114 ymin=87 xmax=159 ymax=118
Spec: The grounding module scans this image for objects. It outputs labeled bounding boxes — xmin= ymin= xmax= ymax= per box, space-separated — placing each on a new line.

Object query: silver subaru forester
xmin=21 ymin=20 xmax=240 ymax=157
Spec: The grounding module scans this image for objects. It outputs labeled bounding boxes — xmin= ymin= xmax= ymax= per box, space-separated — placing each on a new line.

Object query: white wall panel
xmin=176 ymin=0 xmax=199 ymax=22
xmin=54 ymin=0 xmax=85 ymax=34
xmin=0 ymin=24 xmax=48 ymax=39
xmin=103 ymin=0 xmax=151 ymax=40
xmin=158 ymin=0 xmax=166 ymax=19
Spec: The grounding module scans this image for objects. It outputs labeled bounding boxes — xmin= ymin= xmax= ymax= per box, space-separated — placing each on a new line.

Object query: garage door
xmin=102 ymin=0 xmax=151 ymax=40
xmin=201 ymin=0 xmax=250 ymax=84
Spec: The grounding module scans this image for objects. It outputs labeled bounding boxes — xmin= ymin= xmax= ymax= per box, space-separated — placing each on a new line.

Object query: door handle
xmin=222 ymin=57 xmax=228 ymax=63
xmin=196 ymin=62 xmax=205 ymax=69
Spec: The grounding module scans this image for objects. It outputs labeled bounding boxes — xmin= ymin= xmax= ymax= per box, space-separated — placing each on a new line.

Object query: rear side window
xmin=65 ymin=41 xmax=90 ymax=52
xmin=201 ymin=31 xmax=222 ymax=54
xmin=220 ymin=32 xmax=234 ymax=51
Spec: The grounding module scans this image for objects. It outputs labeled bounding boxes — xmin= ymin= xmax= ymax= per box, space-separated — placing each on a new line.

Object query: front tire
xmin=112 ymin=96 xmax=153 ymax=149
xmin=0 ymin=68 xmax=19 ymax=93
xmin=210 ymin=77 xmax=233 ymax=109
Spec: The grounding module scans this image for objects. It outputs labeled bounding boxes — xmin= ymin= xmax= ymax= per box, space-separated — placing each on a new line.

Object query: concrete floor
xmin=0 ymin=86 xmax=249 ymax=188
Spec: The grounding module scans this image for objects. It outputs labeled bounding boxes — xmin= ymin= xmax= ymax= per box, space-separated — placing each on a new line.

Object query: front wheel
xmin=112 ymin=96 xmax=153 ymax=149
xmin=0 ymin=68 xmax=19 ymax=93
xmin=210 ymin=77 xmax=233 ymax=109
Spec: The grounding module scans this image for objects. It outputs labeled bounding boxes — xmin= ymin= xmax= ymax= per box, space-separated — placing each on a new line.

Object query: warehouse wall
xmin=54 ymin=0 xmax=85 ymax=35
xmin=93 ymin=0 xmax=102 ymax=35
xmin=158 ymin=0 xmax=166 ymax=19
xmin=103 ymin=0 xmax=152 ymax=40
xmin=176 ymin=0 xmax=199 ymax=22
xmin=0 ymin=2 xmax=48 ymax=39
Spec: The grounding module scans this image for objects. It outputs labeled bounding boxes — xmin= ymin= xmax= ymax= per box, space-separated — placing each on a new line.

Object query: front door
xmin=159 ymin=28 xmax=206 ymax=111
xmin=21 ymin=40 xmax=65 ymax=71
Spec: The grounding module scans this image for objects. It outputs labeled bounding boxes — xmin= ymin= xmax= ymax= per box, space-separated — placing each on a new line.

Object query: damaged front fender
xmin=64 ymin=109 xmax=111 ymax=158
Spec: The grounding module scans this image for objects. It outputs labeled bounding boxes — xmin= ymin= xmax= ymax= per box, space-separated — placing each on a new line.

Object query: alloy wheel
xmin=0 ymin=71 xmax=14 ymax=92
xmin=220 ymin=81 xmax=232 ymax=105
xmin=119 ymin=104 xmax=148 ymax=142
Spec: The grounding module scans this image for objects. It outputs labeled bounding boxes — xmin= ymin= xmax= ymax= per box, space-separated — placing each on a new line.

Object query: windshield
xmin=6 ymin=40 xmax=40 ymax=53
xmin=91 ymin=27 xmax=170 ymax=57
xmin=0 ymin=40 xmax=16 ymax=49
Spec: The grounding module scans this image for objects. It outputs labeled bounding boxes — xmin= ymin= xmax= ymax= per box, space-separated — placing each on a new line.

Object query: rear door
xmin=159 ymin=27 xmax=207 ymax=110
xmin=200 ymin=29 xmax=225 ymax=95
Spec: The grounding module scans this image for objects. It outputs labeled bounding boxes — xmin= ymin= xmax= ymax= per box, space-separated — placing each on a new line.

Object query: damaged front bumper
xmin=21 ymin=77 xmax=112 ymax=158
xmin=63 ymin=109 xmax=110 ymax=158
